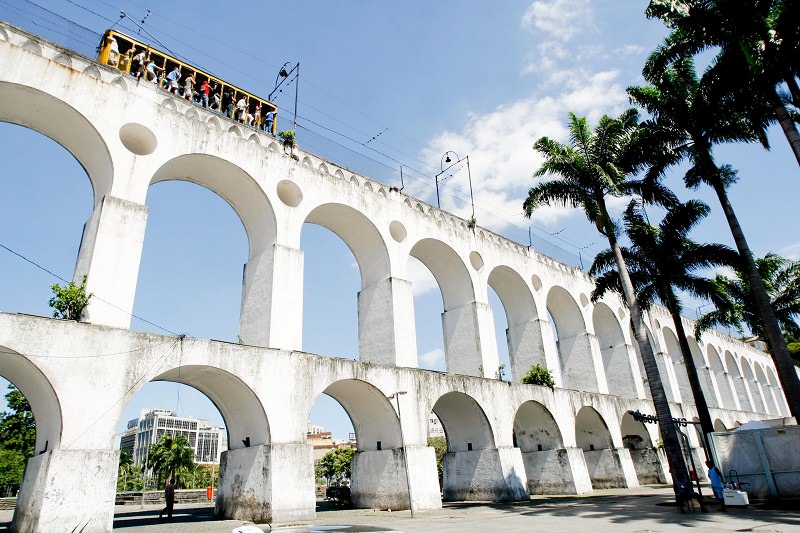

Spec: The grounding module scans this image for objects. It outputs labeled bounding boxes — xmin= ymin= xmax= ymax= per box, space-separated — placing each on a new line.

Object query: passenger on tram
xmin=131 ymin=48 xmax=146 ymax=78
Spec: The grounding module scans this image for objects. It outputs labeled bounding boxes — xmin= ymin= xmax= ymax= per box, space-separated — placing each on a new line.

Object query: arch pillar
xmin=625 ymin=344 xmax=648 ymax=398
xmin=725 ymin=372 xmax=742 ymax=411
xmin=216 ymin=443 xmax=315 ymax=524
xmin=587 ymin=333 xmax=609 ymax=394
xmin=442 ymin=301 xmax=499 ymax=377
xmin=521 ymin=446 xmax=592 ymax=495
xmin=507 ymin=318 xmax=547 ymax=383
xmin=558 ymin=332 xmax=599 ymax=392
xmin=442 ymin=447 xmax=528 ymax=502
xmin=357 ymin=276 xmax=417 ymax=367
xmin=13 ymin=449 xmax=118 ymax=533
xmin=351 ymin=445 xmax=441 ymax=511
xmin=583 ymin=447 xmax=638 ymax=489
xmin=239 ymin=244 xmax=303 ymax=349
xmin=76 ymin=195 xmax=147 ymax=328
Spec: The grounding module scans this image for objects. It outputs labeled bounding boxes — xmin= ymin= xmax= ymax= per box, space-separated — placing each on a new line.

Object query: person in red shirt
xmin=199 ymin=79 xmax=211 ymax=108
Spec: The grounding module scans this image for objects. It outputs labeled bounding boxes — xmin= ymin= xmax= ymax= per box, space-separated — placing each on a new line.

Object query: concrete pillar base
xmin=583 ymin=447 xmax=637 ymax=489
xmin=13 ymin=449 xmax=118 ymax=533
xmin=216 ymin=443 xmax=314 ymax=524
xmin=442 ymin=448 xmax=528 ymax=502
xmin=521 ymin=447 xmax=592 ymax=495
xmin=351 ymin=447 xmax=440 ymax=511
xmin=628 ymin=447 xmax=668 ymax=484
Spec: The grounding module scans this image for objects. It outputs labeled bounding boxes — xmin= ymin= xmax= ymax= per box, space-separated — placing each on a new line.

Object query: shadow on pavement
xmin=113 ymin=505 xmax=217 ymax=529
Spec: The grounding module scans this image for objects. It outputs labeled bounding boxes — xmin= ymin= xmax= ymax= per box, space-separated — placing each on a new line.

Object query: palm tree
xmin=148 ymin=434 xmax=195 ymax=488
xmin=523 ymin=110 xmax=693 ymax=493
xmin=591 ymin=199 xmax=740 ymax=439
xmin=644 ymin=0 xmax=800 ymax=167
xmin=628 ymin=55 xmax=800 ymax=420
xmin=697 ymin=253 xmax=800 ymax=345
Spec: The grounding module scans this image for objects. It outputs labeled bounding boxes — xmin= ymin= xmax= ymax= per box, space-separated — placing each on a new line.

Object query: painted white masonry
xmin=0 ymin=21 xmax=791 ymax=533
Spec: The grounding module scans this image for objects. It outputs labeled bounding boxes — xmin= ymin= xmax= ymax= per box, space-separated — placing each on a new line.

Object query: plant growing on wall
xmin=48 ymin=275 xmax=92 ymax=321
xmin=278 ymin=129 xmax=295 ymax=148
xmin=521 ymin=363 xmax=555 ymax=389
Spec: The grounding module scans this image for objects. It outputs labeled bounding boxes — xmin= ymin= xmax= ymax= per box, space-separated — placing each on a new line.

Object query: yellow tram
xmin=98 ymin=29 xmax=278 ymax=133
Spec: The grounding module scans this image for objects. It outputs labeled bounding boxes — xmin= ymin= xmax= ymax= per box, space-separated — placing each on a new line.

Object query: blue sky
xmin=1 ymin=0 xmax=798 ymax=441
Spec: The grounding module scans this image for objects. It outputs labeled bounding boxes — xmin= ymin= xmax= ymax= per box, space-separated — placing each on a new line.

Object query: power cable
xmin=0 ymin=243 xmax=179 ymax=336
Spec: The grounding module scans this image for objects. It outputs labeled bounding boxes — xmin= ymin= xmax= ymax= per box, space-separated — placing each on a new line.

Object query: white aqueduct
xmin=0 ymin=21 xmax=791 ymax=533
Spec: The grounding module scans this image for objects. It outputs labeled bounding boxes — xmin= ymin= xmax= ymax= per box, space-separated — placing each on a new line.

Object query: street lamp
xmin=387 ymin=390 xmax=414 ymax=518
xmin=268 ymin=61 xmax=300 ymax=132
xmin=434 ymin=151 xmax=475 ymax=218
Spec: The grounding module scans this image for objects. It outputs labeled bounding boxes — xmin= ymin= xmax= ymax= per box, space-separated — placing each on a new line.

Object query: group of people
xmin=105 ymin=37 xmax=276 ymax=132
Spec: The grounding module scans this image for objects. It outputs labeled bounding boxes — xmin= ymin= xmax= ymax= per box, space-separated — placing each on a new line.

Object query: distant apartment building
xmin=121 ymin=408 xmax=227 ymax=466
xmin=429 ymin=412 xmax=445 ymax=437
xmin=307 ymin=423 xmax=356 ymax=461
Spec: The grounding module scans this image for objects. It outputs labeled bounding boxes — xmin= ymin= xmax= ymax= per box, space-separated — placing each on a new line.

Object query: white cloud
xmin=419 ymin=348 xmax=445 ymax=370
xmin=779 ymin=242 xmax=800 ymax=260
xmin=521 ymin=0 xmax=592 ymax=41
xmin=408 ymin=257 xmax=440 ymax=296
xmin=421 ymin=70 xmax=629 ymax=234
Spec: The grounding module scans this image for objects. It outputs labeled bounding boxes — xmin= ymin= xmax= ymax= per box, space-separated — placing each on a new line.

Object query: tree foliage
xmin=427 ymin=436 xmax=447 ymax=482
xmin=520 ymin=364 xmax=555 ymax=389
xmin=315 ymin=447 xmax=354 ymax=485
xmin=48 ymin=275 xmax=92 ymax=321
xmin=0 ymin=384 xmax=36 ymax=494
xmin=147 ymin=434 xmax=195 ymax=488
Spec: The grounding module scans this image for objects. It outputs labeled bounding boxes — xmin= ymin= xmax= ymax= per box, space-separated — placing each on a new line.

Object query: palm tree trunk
xmin=771 ymin=88 xmax=800 ymax=169
xmin=609 ymin=235 xmax=690 ymax=489
xmin=666 ymin=293 xmax=715 ymax=444
xmin=712 ymin=181 xmax=800 ymax=418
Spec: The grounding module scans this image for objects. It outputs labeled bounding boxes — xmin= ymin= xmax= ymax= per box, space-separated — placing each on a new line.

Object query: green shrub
xmin=521 ymin=363 xmax=555 ymax=389
xmin=48 ymin=275 xmax=92 ymax=321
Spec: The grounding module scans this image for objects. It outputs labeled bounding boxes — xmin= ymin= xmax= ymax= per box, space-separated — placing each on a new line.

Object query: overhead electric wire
xmin=18 ymin=0 xmax=602 ymax=262
xmin=0 ymin=242 xmax=179 ymax=336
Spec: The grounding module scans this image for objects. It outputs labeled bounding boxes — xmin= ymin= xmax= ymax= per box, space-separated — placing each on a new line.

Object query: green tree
xmin=520 ymin=364 xmax=555 ymax=389
xmin=629 ymin=56 xmax=800 ymax=419
xmin=427 ymin=436 xmax=447 ymax=483
xmin=524 ymin=110 xmax=692 ymax=493
xmin=147 ymin=434 xmax=195 ymax=488
xmin=0 ymin=385 xmax=36 ymax=495
xmin=591 ymin=199 xmax=739 ymax=438
xmin=315 ymin=447 xmax=354 ymax=486
xmin=48 ymin=275 xmax=92 ymax=321
xmin=645 ymin=0 xmax=800 ymax=166
xmin=697 ymin=254 xmax=800 ymax=342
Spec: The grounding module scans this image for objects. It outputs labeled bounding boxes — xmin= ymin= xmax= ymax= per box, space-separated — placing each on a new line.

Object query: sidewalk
xmin=2 ymin=485 xmax=798 ymax=532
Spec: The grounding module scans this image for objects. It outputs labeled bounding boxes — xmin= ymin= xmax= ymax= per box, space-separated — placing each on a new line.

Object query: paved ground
xmin=1 ymin=485 xmax=799 ymax=532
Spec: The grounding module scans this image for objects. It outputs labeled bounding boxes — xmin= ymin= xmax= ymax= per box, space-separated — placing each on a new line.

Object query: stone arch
xmin=304 ymin=203 xmax=390 ymax=288
xmin=621 ymin=411 xmax=665 ymax=484
xmin=765 ymin=367 xmax=787 ymax=415
xmin=320 ymin=379 xmax=399 ymax=452
xmin=317 ymin=379 xmax=412 ymax=510
xmin=53 ymin=53 xmax=72 ymax=68
xmin=111 ymin=76 xmax=129 ymax=91
xmin=0 ymin=345 xmax=62 ymax=455
xmin=741 ymin=359 xmax=765 ymax=413
xmin=514 ymin=400 xmax=568 ymax=494
xmin=688 ymin=336 xmax=717 ymax=407
xmin=754 ymin=363 xmax=777 ymax=414
xmin=576 ymin=406 xmax=625 ymax=488
xmin=83 ymin=65 xmax=102 ymax=79
xmin=513 ymin=400 xmax=563 ymax=451
xmin=149 ymin=365 xmax=269 ymax=449
xmin=713 ymin=419 xmax=727 ymax=432
xmin=629 ymin=323 xmax=662 ymax=401
xmin=409 ymin=239 xmax=473 ymax=311
xmin=150 ymin=154 xmax=277 ymax=259
xmin=726 ymin=352 xmax=751 ymax=411
xmin=433 ymin=391 xmax=499 ymax=501
xmin=487 ymin=265 xmax=542 ymax=381
xmin=708 ymin=346 xmax=735 ymax=409
xmin=0 ymin=82 xmax=113 ymax=205
xmin=546 ymin=286 xmax=597 ymax=392
xmin=593 ymin=302 xmax=636 ymax=398
xmin=661 ymin=327 xmax=696 ymax=405
xmin=22 ymin=39 xmax=43 ymax=55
